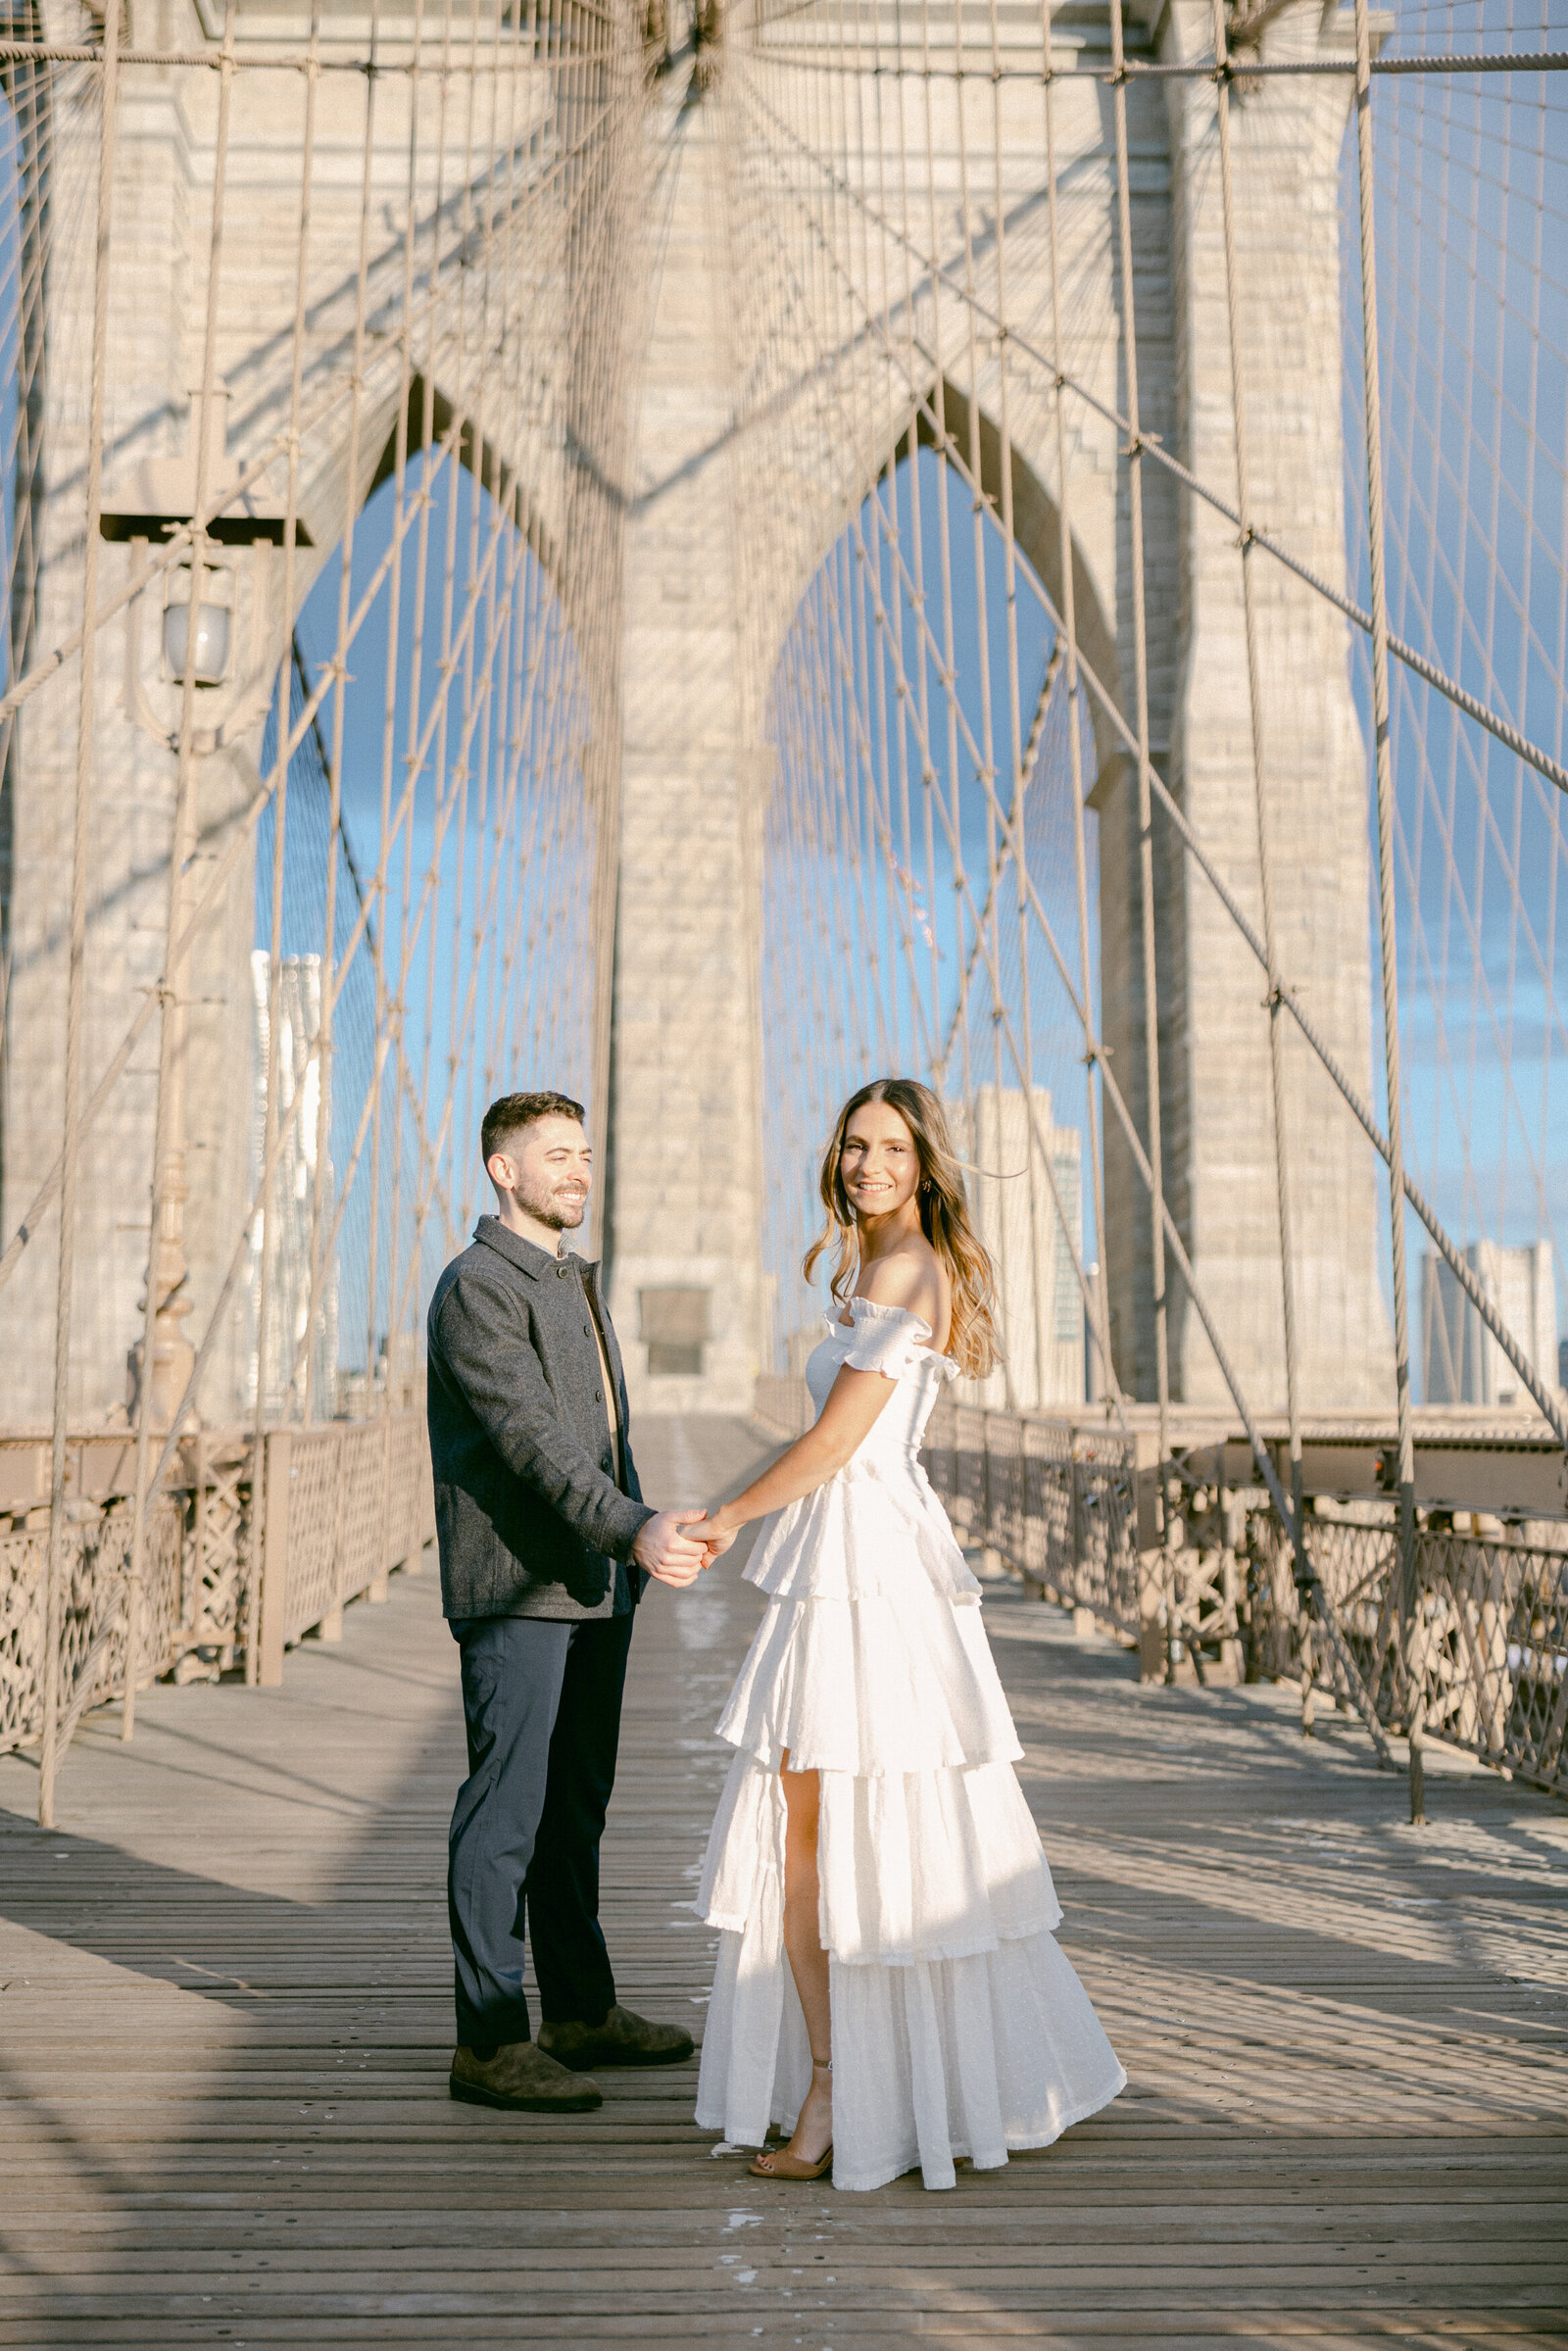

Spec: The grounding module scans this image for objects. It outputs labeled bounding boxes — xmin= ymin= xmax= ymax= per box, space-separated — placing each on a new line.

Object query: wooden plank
xmin=1 ymin=1413 xmax=1565 ymax=2348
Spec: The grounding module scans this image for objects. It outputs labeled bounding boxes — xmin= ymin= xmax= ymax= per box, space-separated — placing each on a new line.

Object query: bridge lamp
xmin=100 ymin=383 xmax=309 ymax=754
xmin=161 ymin=561 xmax=234 ymax=689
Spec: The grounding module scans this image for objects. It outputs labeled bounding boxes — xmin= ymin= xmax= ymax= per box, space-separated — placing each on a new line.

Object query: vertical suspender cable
xmin=1209 ymin=0 xmax=1306 ymax=1563
xmin=122 ymin=0 xmax=238 ymax=1748
xmin=303 ymin=0 xmax=383 ymax=1423
xmin=248 ymin=0 xmax=322 ymax=1673
xmin=1108 ymin=0 xmax=1171 ymax=1558
xmin=1351 ymin=0 xmax=1421 ymax=1820
xmin=364 ymin=0 xmax=423 ymax=1416
xmin=38 ymin=0 xmax=121 ymax=1826
xmin=989 ymin=0 xmax=1051 ymax=1408
xmin=1042 ymin=0 xmax=1119 ymax=1414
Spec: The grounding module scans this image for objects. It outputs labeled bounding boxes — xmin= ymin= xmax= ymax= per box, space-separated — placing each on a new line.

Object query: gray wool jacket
xmin=425 ymin=1216 xmax=655 ymax=1622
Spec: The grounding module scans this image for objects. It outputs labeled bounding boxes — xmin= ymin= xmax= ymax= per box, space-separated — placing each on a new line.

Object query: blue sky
xmin=1345 ymin=13 xmax=1568 ymax=1364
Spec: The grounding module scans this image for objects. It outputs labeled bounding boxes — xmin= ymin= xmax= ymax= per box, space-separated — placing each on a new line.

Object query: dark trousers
xmin=447 ymin=1610 xmax=634 ymax=2050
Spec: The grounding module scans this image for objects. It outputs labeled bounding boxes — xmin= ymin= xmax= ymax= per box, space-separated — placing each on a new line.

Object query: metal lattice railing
xmin=0 ymin=1411 xmax=434 ymax=1755
xmin=880 ymin=1393 xmax=1568 ymax=1798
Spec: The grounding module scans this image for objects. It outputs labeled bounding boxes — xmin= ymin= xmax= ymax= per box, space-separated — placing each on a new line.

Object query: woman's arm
xmin=699 ymin=1364 xmax=897 ymax=1550
xmin=701 ymin=1255 xmax=943 ymax=1554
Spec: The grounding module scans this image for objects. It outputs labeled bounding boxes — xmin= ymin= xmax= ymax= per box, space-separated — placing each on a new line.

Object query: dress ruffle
xmin=715 ymin=1589 xmax=1020 ymax=1775
xmin=834 ymin=1295 xmax=961 ymax=1382
xmin=695 ymin=1912 xmax=1127 ymax=2194
xmin=745 ymin=1451 xmax=981 ymax=1606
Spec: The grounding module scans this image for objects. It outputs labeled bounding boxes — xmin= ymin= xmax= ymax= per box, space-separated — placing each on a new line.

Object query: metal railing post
xmin=370 ymin=1415 xmax=394 ymax=1601
xmin=257 ymin=1428 xmax=292 ymax=1689
xmin=39 ymin=0 xmax=122 ymax=1823
xmin=318 ymin=1425 xmax=346 ymax=1642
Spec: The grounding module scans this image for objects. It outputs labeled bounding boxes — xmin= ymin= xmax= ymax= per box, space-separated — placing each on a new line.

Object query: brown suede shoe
xmin=536 ymin=2003 xmax=695 ymax=2071
xmin=449 ymin=2039 xmax=603 ymax=2112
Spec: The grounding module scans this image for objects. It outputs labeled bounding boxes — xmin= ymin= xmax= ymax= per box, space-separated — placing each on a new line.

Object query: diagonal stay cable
xmin=760 ymin=169 xmax=1568 ymax=1456
xmin=742 ymin=72 xmax=1568 ymax=804
xmin=0 ymin=93 xmax=615 ymax=735
xmin=0 ymin=298 xmax=571 ymax=1303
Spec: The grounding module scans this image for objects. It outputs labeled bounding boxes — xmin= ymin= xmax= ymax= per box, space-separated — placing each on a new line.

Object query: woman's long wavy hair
xmin=803 ymin=1077 xmax=1001 ymax=1379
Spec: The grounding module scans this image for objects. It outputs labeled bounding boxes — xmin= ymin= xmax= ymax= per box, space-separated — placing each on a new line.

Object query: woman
xmin=692 ymin=1077 xmax=1124 ymax=2192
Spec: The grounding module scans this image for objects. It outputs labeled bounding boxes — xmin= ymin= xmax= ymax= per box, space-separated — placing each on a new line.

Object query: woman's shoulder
xmin=855 ymin=1238 xmax=945 ymax=1328
xmin=839 ymin=1248 xmax=956 ymax=1380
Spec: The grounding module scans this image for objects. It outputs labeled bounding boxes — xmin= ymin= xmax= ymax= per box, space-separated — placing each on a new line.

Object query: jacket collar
xmin=473 ymin=1214 xmax=600 ymax=1287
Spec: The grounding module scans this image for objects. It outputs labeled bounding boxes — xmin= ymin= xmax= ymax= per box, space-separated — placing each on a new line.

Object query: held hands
xmin=631 ymin=1506 xmax=741 ymax=1589
xmin=632 ymin=1508 xmax=710 ymax=1588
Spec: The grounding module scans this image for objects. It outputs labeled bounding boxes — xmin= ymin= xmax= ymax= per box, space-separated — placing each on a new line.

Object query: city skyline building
xmin=1421 ymin=1241 xmax=1560 ymax=1410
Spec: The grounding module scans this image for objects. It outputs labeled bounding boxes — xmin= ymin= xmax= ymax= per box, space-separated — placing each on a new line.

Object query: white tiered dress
xmin=694 ymin=1297 xmax=1125 ymax=2192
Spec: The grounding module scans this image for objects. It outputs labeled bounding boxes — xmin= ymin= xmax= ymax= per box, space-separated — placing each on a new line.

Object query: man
xmin=427 ymin=1089 xmax=711 ymax=2113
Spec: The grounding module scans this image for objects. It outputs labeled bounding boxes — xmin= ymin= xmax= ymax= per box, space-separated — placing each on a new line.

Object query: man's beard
xmin=517 ymin=1179 xmax=586 ymax=1233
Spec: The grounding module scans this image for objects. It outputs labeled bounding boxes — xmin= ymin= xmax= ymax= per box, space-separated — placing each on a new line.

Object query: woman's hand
xmin=697 ymin=1510 xmax=740 ymax=1562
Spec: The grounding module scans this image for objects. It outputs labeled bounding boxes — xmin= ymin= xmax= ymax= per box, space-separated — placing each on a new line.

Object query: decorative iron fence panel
xmin=858 ymin=1397 xmax=1568 ymax=1800
xmin=284 ymin=1432 xmax=344 ymax=1646
xmin=1304 ymin=1512 xmax=1568 ymax=1791
xmin=337 ymin=1422 xmax=390 ymax=1609
xmin=2 ymin=1485 xmax=203 ymax=1753
xmin=1 ymin=1411 xmax=434 ymax=1754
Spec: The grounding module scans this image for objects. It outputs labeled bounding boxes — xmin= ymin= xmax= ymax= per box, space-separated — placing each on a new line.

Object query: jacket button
xmin=595 ymin=1389 xmax=604 ymax=1402
xmin=557 ymin=1265 xmax=567 ymax=1278
xmin=584 ymin=1323 xmax=591 ymax=1336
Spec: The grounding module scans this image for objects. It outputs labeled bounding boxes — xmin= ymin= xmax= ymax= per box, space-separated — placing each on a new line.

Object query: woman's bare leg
xmin=757 ymin=1750 xmax=832 ymax=2167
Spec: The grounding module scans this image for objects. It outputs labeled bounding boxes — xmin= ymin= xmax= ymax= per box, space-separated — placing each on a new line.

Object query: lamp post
xmin=98 ymin=383 xmax=308 ymax=1737
xmin=102 ymin=384 xmax=308 ymax=1432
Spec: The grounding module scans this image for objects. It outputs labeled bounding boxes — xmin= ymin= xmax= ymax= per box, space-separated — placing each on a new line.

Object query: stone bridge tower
xmin=609 ymin=0 xmax=1392 ymax=1417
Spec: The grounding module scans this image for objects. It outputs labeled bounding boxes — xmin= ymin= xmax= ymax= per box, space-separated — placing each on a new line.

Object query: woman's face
xmin=840 ymin=1100 xmax=921 ymax=1223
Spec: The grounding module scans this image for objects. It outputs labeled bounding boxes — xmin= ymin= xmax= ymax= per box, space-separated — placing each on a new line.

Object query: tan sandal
xmin=748 ymin=2058 xmax=832 ymax=2181
xmin=748 ymin=2141 xmax=832 ymax=2180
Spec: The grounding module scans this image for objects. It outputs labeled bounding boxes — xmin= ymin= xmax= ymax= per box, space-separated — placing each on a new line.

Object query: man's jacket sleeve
xmin=433 ymin=1274 xmax=655 ymax=1563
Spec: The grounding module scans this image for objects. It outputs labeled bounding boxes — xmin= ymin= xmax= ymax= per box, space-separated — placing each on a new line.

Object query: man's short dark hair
xmin=481 ymin=1091 xmax=586 ymax=1171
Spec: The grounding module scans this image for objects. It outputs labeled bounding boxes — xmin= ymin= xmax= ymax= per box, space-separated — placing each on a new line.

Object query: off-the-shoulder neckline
xmin=825 ymin=1295 xmax=955 ymax=1369
xmin=846 ymin=1295 xmax=929 ymax=1329
xmin=825 ymin=1296 xmax=930 ymax=1329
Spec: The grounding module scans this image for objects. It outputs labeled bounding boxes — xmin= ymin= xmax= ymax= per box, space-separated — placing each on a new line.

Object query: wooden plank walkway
xmin=2 ymin=1414 xmax=1566 ymax=2348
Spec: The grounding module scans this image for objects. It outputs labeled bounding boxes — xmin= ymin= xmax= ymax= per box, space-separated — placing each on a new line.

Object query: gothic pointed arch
xmin=894 ymin=378 xmax=1123 ymax=781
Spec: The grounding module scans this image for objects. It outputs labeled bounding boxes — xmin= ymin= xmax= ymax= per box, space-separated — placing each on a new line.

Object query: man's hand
xmin=633 ymin=1507 xmax=710 ymax=1588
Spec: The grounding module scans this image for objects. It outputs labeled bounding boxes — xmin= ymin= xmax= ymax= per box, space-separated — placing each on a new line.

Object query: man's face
xmin=489 ymin=1115 xmax=592 ymax=1231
